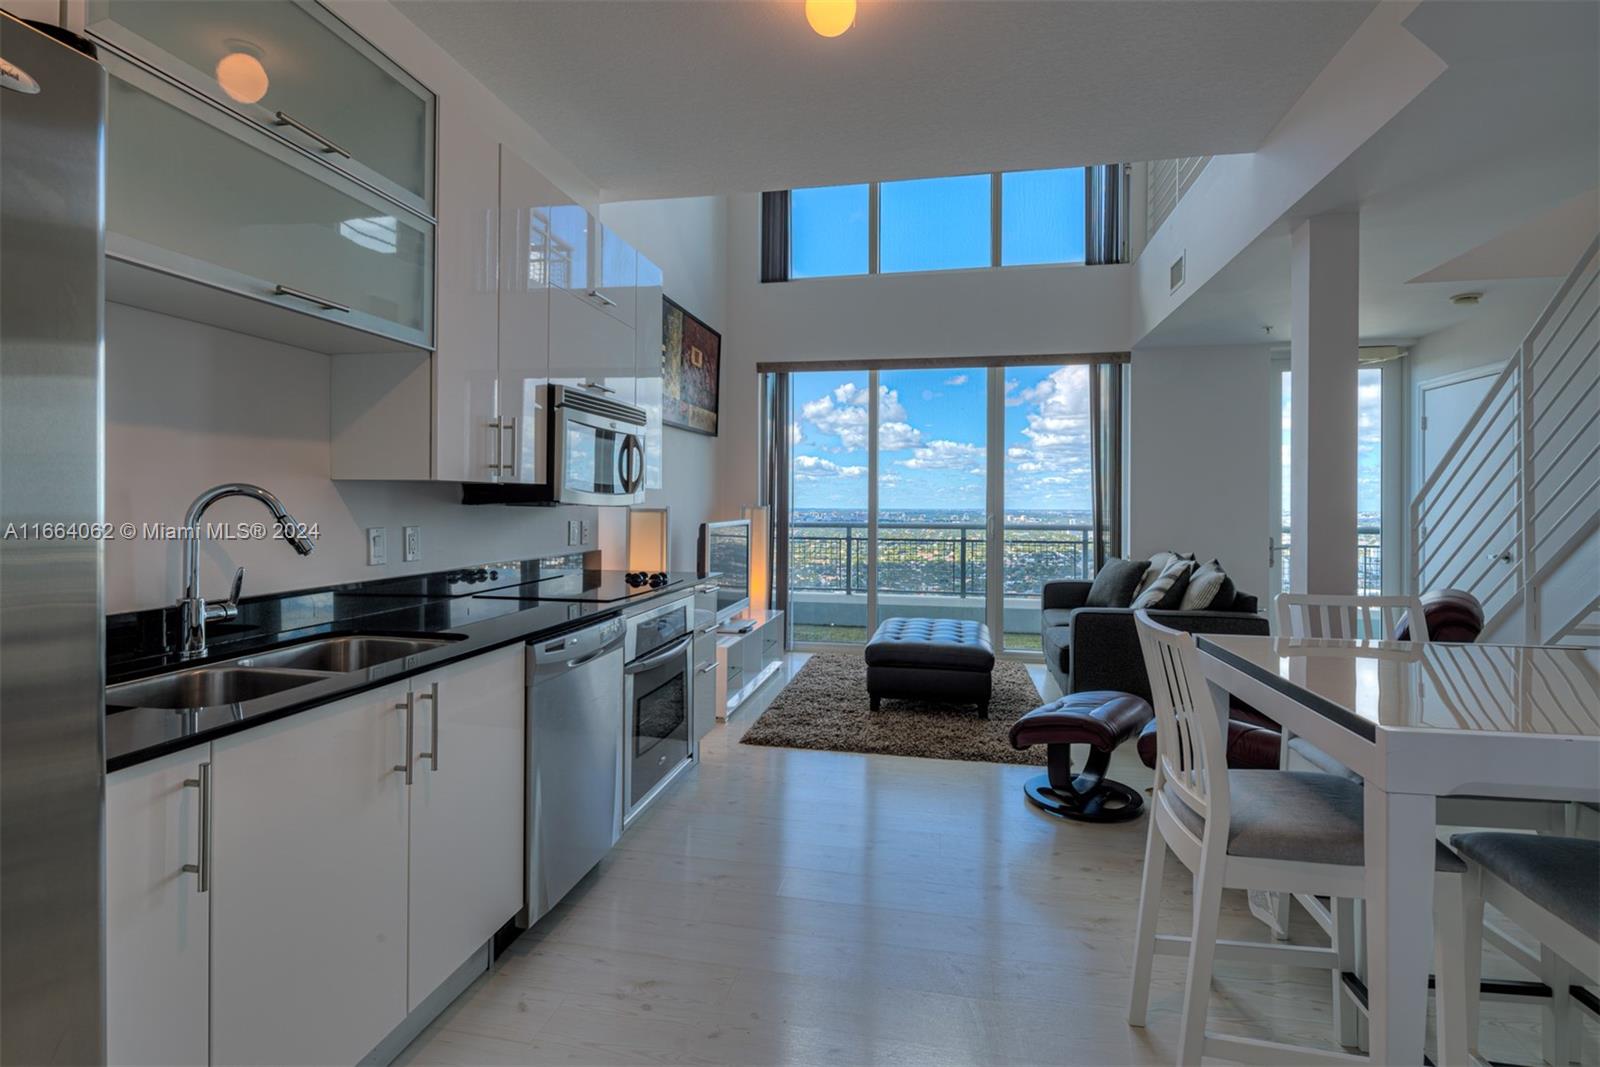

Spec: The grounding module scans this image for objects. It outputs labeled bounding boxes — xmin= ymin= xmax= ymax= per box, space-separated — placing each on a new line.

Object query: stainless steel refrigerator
xmin=0 ymin=13 xmax=107 ymax=1064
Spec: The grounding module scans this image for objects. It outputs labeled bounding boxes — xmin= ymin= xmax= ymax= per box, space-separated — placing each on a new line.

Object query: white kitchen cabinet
xmin=595 ymin=223 xmax=638 ymax=327
xmin=497 ymin=146 xmax=568 ymax=485
xmin=86 ymin=0 xmax=435 ymax=216
xmin=102 ymin=53 xmax=433 ymax=351
xmin=405 ymin=645 xmax=525 ymax=1010
xmin=547 ymin=203 xmax=591 ymax=293
xmin=107 ymin=747 xmax=211 ymax=1067
xmin=635 ymin=253 xmax=665 ymax=489
xmin=209 ymin=681 xmax=412 ymax=1067
xmin=549 ymin=285 xmax=637 ymax=404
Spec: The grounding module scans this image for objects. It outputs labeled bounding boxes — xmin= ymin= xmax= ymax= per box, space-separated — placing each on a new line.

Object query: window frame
xmin=775 ymin=168 xmax=1093 ymax=281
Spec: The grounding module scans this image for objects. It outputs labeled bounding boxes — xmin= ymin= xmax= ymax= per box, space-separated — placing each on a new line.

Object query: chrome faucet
xmin=177 ymin=483 xmax=315 ymax=660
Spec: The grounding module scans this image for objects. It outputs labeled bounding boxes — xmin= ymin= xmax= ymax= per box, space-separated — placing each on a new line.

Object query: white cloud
xmin=800 ymin=383 xmax=913 ymax=450
xmin=901 ymin=439 xmax=985 ymax=472
xmin=878 ymin=420 xmax=923 ymax=451
xmin=944 ymin=374 xmax=969 ymax=387
xmin=792 ymin=454 xmax=865 ymax=481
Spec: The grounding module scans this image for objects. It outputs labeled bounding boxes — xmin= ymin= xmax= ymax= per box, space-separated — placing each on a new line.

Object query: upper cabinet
xmin=595 ymin=224 xmax=638 ymax=327
xmin=547 ymin=205 xmax=591 ymax=294
xmin=86 ymin=0 xmax=434 ymax=217
xmin=636 ymin=253 xmax=665 ymax=490
xmin=88 ymin=0 xmax=437 ymax=352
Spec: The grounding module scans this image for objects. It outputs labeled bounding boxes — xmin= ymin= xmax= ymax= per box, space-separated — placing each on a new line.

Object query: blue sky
xmin=789 ymin=365 xmax=1096 ymax=513
xmin=791 ymin=364 xmax=1385 ymax=522
xmin=790 ymin=168 xmax=1086 ymax=279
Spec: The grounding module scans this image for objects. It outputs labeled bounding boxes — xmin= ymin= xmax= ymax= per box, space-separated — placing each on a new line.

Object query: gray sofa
xmin=1040 ymin=579 xmax=1269 ymax=700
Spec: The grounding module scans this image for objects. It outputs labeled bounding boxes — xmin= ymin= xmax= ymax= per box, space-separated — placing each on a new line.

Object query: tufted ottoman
xmin=1009 ymin=691 xmax=1153 ymax=822
xmin=864 ymin=617 xmax=995 ymax=717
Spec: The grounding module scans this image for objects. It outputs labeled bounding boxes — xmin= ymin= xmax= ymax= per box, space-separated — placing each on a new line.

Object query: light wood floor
xmin=397 ymin=656 xmax=1596 ymax=1066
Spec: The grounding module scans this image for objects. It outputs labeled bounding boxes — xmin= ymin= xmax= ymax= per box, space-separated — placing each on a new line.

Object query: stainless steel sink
xmin=107 ymin=666 xmax=334 ymax=710
xmin=236 ymin=634 xmax=462 ymax=672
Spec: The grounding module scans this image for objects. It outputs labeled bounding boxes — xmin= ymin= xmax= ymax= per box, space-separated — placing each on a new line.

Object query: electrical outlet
xmin=580 ymin=519 xmax=592 ymax=545
xmin=366 ymin=526 xmax=388 ymax=566
xmin=403 ymin=526 xmax=421 ymax=562
xmin=568 ymin=519 xmax=581 ymax=546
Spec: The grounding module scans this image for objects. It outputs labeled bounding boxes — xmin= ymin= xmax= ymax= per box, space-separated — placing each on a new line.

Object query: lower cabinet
xmin=107 ymin=746 xmax=212 ymax=1067
xmin=210 ymin=680 xmax=413 ymax=1067
xmin=405 ymin=645 xmax=525 ymax=1010
xmin=107 ymin=646 xmax=527 ymax=1067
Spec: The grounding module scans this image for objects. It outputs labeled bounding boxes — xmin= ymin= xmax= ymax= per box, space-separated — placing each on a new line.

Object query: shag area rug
xmin=740 ymin=653 xmax=1048 ymax=766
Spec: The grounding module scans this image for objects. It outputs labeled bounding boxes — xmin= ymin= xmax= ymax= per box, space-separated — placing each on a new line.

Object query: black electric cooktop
xmin=472 ymin=570 xmax=689 ymax=605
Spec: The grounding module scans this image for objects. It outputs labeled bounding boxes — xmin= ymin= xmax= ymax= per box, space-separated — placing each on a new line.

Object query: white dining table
xmin=1194 ymin=635 xmax=1600 ymax=1065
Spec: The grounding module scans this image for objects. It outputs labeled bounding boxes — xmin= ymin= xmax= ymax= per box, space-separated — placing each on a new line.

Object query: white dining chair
xmin=1274 ymin=593 xmax=1430 ymax=643
xmin=1448 ymin=833 xmax=1600 ymax=1067
xmin=1127 ymin=611 xmax=1469 ymax=1066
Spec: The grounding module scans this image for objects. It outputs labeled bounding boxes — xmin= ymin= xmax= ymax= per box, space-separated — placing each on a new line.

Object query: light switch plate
xmin=567 ymin=519 xmax=581 ymax=546
xmin=402 ymin=526 xmax=421 ymax=562
xmin=367 ymin=526 xmax=387 ymax=566
xmin=580 ymin=519 xmax=592 ymax=545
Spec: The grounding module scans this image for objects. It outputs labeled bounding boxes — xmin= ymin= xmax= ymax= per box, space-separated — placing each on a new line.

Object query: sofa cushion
xmin=1042 ymin=619 xmax=1071 ymax=675
xmin=1132 ymin=558 xmax=1195 ymax=610
xmin=1180 ymin=559 xmax=1236 ymax=611
xmin=1086 ymin=558 xmax=1148 ymax=607
xmin=1137 ymin=550 xmax=1196 ymax=595
xmin=865 ymin=617 xmax=995 ymax=671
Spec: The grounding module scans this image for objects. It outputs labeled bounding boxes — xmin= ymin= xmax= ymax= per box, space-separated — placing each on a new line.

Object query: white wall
xmin=1407 ymin=283 xmax=1553 ymax=386
xmin=1127 ymin=345 xmax=1278 ymax=601
xmin=104 ymin=303 xmax=595 ymax=615
xmin=717 ymin=191 xmax=1135 ymax=521
xmin=599 ymin=196 xmax=729 ymax=571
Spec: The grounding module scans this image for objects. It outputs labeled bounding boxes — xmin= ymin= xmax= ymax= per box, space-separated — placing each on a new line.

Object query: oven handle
xmin=624 ymin=634 xmax=693 ymax=674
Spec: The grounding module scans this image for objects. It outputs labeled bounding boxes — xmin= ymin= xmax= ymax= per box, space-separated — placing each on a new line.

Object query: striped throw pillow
xmin=1132 ymin=558 xmax=1196 ymax=610
xmin=1180 ymin=559 xmax=1236 ymax=611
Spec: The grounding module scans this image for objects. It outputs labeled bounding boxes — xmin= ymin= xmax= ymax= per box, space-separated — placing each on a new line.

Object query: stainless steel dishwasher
xmin=522 ymin=616 xmax=625 ymax=927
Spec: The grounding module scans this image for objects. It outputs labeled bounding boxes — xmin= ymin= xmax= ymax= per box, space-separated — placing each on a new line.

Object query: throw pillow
xmin=1086 ymin=557 xmax=1150 ymax=607
xmin=1132 ymin=558 xmax=1196 ymax=610
xmin=1180 ymin=559 xmax=1236 ymax=611
xmin=1136 ymin=550 xmax=1195 ymax=595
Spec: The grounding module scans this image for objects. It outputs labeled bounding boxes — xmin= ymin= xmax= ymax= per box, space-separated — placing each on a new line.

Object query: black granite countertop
xmin=105 ymin=568 xmax=703 ymax=773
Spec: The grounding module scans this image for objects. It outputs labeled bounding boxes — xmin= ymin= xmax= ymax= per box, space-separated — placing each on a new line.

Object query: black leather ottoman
xmin=864 ymin=617 xmax=995 ymax=717
xmin=1009 ymin=691 xmax=1153 ymax=822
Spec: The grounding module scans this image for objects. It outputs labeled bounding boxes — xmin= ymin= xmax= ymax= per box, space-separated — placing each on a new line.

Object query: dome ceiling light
xmin=805 ymin=0 xmax=857 ymax=38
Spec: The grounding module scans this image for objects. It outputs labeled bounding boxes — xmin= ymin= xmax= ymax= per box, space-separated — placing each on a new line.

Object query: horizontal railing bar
xmin=1414 ymin=360 xmax=1520 ymax=507
xmin=1526 ymin=264 xmax=1598 ymax=375
xmin=1528 ymin=334 xmax=1599 ymax=432
xmin=1418 ymin=384 xmax=1518 ymax=518
xmin=1418 ymin=466 xmax=1518 ymax=576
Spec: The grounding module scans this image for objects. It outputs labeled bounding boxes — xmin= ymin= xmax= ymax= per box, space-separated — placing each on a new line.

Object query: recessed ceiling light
xmin=806 ymin=0 xmax=857 ymax=38
xmin=1450 ymin=291 xmax=1484 ymax=306
xmin=215 ymin=45 xmax=269 ymax=105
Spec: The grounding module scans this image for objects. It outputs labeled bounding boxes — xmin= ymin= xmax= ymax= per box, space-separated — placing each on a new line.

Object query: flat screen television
xmin=697 ymin=520 xmax=750 ymax=619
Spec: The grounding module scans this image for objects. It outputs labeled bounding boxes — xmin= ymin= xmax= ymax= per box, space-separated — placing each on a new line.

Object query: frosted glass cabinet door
xmin=106 ymin=61 xmax=433 ymax=349
xmin=86 ymin=0 xmax=435 ymax=216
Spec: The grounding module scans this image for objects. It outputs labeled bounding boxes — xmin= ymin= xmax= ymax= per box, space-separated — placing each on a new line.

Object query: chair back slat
xmin=1135 ymin=611 xmax=1232 ymax=836
xmin=1275 ymin=593 xmax=1431 ymax=642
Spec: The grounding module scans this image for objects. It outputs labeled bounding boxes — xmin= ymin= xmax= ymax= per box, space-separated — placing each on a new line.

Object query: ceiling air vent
xmin=1170 ymin=252 xmax=1186 ymax=293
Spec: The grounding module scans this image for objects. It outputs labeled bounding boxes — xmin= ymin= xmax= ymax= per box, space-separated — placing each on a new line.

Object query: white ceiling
xmin=1142 ymin=1 xmax=1600 ymax=349
xmin=396 ymin=0 xmax=1375 ymax=199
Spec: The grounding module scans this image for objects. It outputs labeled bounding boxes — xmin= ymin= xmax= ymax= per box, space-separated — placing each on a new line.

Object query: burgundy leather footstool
xmin=1008 ymin=691 xmax=1153 ymax=822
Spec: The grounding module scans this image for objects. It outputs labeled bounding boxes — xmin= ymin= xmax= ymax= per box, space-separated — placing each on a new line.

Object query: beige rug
xmin=740 ymin=653 xmax=1048 ymax=766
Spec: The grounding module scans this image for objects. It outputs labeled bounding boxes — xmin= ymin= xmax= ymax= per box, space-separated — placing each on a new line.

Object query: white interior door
xmin=1420 ymin=371 xmax=1498 ymax=482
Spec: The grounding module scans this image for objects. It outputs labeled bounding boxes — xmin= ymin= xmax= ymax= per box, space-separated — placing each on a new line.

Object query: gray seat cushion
xmin=865 ymin=617 xmax=995 ymax=671
xmin=1165 ymin=770 xmax=1465 ymax=872
xmin=1286 ymin=736 xmax=1362 ymax=782
xmin=1449 ymin=833 xmax=1599 ymax=942
xmin=1041 ymin=610 xmax=1072 ymax=674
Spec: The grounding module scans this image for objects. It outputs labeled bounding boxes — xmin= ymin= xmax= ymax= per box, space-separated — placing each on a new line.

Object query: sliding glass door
xmin=875 ymin=367 xmax=988 ymax=629
xmin=777 ymin=360 xmax=1123 ymax=656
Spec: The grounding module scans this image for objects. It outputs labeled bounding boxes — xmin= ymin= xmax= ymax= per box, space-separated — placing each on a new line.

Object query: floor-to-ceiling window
xmin=774 ymin=359 xmax=1123 ymax=656
xmin=1274 ymin=364 xmax=1386 ymax=596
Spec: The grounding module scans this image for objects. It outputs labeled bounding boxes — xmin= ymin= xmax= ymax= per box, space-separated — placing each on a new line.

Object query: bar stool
xmin=1127 ymin=612 xmax=1469 ymax=1065
xmin=1448 ymin=833 xmax=1600 ymax=1067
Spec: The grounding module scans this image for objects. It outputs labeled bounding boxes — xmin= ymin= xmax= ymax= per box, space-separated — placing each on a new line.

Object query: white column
xmin=1289 ymin=213 xmax=1360 ymax=594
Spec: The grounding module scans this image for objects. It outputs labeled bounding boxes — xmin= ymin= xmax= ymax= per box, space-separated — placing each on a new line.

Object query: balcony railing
xmin=792 ymin=521 xmax=1384 ymax=600
xmin=790 ymin=522 xmax=1095 ymax=598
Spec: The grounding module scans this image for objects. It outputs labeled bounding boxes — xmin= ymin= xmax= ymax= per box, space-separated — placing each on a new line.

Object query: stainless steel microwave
xmin=460 ymin=384 xmax=647 ymax=507
xmin=549 ymin=385 xmax=649 ymax=506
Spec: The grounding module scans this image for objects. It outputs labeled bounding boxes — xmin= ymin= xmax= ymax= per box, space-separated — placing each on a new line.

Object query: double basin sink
xmin=107 ymin=634 xmax=465 ymax=711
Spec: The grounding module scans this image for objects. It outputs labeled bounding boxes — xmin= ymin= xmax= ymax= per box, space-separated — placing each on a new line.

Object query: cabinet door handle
xmin=394 ymin=693 xmax=415 ymax=785
xmin=274 ymin=284 xmax=351 ymax=314
xmin=487 ymin=417 xmax=504 ymax=474
xmin=579 ymin=379 xmax=616 ymax=395
xmin=697 ymin=662 xmax=718 ymax=675
xmin=181 ymin=761 xmax=212 ymax=893
xmin=585 ymin=289 xmax=618 ymax=309
xmin=415 ymin=682 xmax=440 ymax=772
xmin=273 ymin=110 xmax=353 ymax=159
xmin=499 ymin=417 xmax=517 ymax=475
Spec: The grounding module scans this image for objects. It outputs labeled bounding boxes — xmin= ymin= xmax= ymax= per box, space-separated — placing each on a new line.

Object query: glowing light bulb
xmin=215 ymin=52 xmax=269 ymax=104
xmin=805 ymin=0 xmax=856 ymax=38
